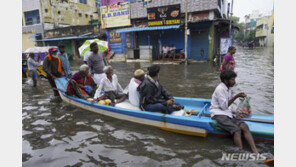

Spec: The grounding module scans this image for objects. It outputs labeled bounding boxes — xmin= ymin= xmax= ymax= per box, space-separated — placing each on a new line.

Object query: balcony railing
xmin=256 ymin=29 xmax=268 ymax=37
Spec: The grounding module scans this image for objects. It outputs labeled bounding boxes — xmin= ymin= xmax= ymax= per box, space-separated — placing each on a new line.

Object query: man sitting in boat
xmin=92 ymin=66 xmax=126 ymax=104
xmin=120 ymin=69 xmax=146 ymax=107
xmin=210 ymin=70 xmax=258 ymax=154
xmin=137 ymin=65 xmax=184 ymax=114
xmin=66 ymin=64 xmax=96 ymax=99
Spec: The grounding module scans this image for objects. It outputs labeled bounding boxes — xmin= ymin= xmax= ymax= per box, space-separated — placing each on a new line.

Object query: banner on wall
xmin=100 ymin=2 xmax=131 ymax=28
xmin=107 ymin=30 xmax=125 ymax=54
xmin=220 ymin=38 xmax=232 ymax=54
xmin=147 ymin=4 xmax=181 ymax=26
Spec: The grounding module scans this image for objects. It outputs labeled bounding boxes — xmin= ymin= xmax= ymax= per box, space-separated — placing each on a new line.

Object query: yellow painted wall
xmin=41 ymin=0 xmax=99 ymax=26
xmin=22 ymin=33 xmax=36 ymax=50
xmin=255 ymin=16 xmax=269 ymax=38
xmin=266 ymin=11 xmax=274 ymax=47
xmin=255 ymin=11 xmax=274 ymax=47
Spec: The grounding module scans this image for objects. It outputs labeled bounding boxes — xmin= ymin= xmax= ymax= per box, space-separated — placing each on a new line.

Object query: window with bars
xmin=24 ymin=10 xmax=40 ymax=25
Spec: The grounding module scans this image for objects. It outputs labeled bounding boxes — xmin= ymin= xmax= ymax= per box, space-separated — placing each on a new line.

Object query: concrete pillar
xmin=71 ymin=40 xmax=79 ymax=60
xmin=209 ymin=24 xmax=214 ymax=61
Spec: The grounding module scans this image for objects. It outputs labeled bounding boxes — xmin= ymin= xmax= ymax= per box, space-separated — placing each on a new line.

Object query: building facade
xmin=22 ymin=0 xmax=44 ymax=50
xmin=100 ymin=0 xmax=234 ymax=61
xmin=255 ymin=10 xmax=274 ymax=47
xmin=41 ymin=0 xmax=99 ymax=30
xmin=244 ymin=10 xmax=262 ymax=35
xmin=22 ymin=0 xmax=100 ymax=50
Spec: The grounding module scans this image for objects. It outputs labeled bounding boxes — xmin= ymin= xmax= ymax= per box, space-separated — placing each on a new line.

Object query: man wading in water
xmin=43 ymin=47 xmax=63 ymax=96
xmin=210 ymin=70 xmax=258 ymax=154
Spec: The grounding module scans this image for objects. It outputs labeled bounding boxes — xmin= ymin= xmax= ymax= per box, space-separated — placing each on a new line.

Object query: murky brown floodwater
xmin=22 ymin=46 xmax=274 ymax=166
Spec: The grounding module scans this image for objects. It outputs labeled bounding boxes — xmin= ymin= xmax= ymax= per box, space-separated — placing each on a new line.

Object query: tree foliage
xmin=243 ymin=30 xmax=257 ymax=42
xmin=229 ymin=16 xmax=245 ymax=42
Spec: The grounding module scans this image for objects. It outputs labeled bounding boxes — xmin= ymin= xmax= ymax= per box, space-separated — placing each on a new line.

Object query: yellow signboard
xmin=100 ymin=2 xmax=131 ymax=29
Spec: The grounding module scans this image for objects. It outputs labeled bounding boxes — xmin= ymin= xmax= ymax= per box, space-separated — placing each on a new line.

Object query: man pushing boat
xmin=210 ymin=70 xmax=258 ymax=154
xmin=43 ymin=47 xmax=64 ymax=96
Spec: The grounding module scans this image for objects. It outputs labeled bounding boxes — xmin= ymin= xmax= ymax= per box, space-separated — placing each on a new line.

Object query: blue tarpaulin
xmin=115 ymin=25 xmax=180 ymax=33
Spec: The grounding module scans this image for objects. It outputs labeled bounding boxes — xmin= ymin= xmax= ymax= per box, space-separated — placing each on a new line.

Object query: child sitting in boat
xmin=137 ymin=65 xmax=184 ymax=114
xmin=209 ymin=70 xmax=258 ymax=154
xmin=92 ymin=66 xmax=126 ymax=105
xmin=66 ymin=64 xmax=96 ymax=99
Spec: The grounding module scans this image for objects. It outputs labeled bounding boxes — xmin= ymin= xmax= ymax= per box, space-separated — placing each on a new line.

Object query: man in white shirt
xmin=121 ymin=69 xmax=146 ymax=107
xmin=83 ymin=51 xmax=91 ymax=65
xmin=92 ymin=66 xmax=125 ymax=104
xmin=27 ymin=53 xmax=40 ymax=87
xmin=210 ymin=70 xmax=258 ymax=154
xmin=162 ymin=44 xmax=170 ymax=58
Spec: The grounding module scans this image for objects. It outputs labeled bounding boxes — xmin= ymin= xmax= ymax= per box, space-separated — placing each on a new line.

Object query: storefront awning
xmin=116 ymin=25 xmax=180 ymax=33
xmin=35 ymin=36 xmax=92 ymax=42
xmin=28 ymin=34 xmax=41 ymax=39
xmin=35 ymin=34 xmax=103 ymax=42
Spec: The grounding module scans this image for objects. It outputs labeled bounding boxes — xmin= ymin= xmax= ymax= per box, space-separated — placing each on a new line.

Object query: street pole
xmin=230 ymin=0 xmax=234 ymax=39
xmin=231 ymin=0 xmax=234 ymax=17
xmin=184 ymin=0 xmax=188 ymax=65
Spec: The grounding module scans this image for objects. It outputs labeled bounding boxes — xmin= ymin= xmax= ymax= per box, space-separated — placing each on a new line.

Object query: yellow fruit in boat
xmin=105 ymin=99 xmax=111 ymax=105
xmin=86 ymin=98 xmax=93 ymax=102
xmin=98 ymin=100 xmax=106 ymax=105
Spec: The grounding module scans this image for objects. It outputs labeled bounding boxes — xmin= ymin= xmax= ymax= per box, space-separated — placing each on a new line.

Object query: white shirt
xmin=209 ymin=83 xmax=234 ymax=118
xmin=94 ymin=74 xmax=123 ymax=99
xmin=83 ymin=51 xmax=91 ymax=62
xmin=123 ymin=78 xmax=141 ymax=107
xmin=27 ymin=57 xmax=40 ymax=71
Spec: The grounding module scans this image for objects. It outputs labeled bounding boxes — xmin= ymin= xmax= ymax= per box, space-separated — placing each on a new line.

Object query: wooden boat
xmin=55 ymin=77 xmax=274 ymax=142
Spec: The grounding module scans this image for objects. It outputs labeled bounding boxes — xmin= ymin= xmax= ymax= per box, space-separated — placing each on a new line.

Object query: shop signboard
xmin=107 ymin=30 xmax=125 ymax=54
xmin=100 ymin=2 xmax=131 ymax=28
xmin=191 ymin=11 xmax=211 ymax=21
xmin=147 ymin=4 xmax=181 ymax=26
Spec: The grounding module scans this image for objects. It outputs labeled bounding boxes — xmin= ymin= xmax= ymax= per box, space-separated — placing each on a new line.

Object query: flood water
xmin=22 ymin=46 xmax=274 ymax=166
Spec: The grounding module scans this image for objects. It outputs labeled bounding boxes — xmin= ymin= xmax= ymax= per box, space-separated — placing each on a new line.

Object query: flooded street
xmin=22 ymin=46 xmax=274 ymax=166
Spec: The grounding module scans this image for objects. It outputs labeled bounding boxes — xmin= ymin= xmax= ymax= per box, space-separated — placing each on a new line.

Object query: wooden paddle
xmin=264 ymin=158 xmax=274 ymax=164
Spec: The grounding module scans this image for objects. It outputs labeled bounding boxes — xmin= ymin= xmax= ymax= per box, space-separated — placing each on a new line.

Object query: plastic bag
xmin=236 ymin=97 xmax=252 ymax=119
xmin=26 ymin=78 xmax=33 ymax=86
